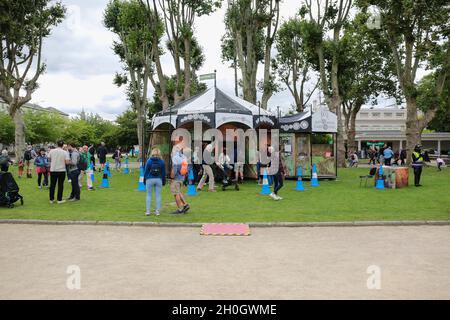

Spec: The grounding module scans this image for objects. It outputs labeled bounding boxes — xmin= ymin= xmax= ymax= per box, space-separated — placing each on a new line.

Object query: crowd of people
xmin=1 ymin=138 xmax=446 ymax=214
xmin=0 ymin=142 xmax=129 ymax=204
xmin=142 ymin=142 xmax=288 ymax=216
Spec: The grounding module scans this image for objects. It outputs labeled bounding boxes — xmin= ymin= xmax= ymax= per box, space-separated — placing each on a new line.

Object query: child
xmin=34 ymin=148 xmax=49 ymax=189
xmin=18 ymin=157 xmax=24 ymax=178
xmin=436 ymin=157 xmax=445 ymax=171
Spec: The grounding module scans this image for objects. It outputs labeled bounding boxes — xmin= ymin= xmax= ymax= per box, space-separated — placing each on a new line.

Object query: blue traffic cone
xmin=187 ymin=168 xmax=198 ymax=196
xmin=106 ymin=161 xmax=111 ymax=177
xmin=123 ymin=157 xmax=130 ymax=174
xmin=101 ymin=166 xmax=110 ymax=188
xmin=310 ymin=164 xmax=319 ymax=187
xmin=137 ymin=165 xmax=146 ymax=191
xmin=376 ymin=165 xmax=385 ymax=189
xmin=295 ymin=166 xmax=305 ymax=191
xmin=260 ymin=169 xmax=271 ymax=195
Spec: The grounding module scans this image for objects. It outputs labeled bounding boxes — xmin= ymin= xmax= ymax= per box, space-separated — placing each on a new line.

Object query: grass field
xmin=0 ymin=165 xmax=449 ymax=222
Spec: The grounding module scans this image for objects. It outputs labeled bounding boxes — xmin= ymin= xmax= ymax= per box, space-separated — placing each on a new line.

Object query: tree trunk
xmin=183 ymin=37 xmax=192 ymax=100
xmin=12 ymin=109 xmax=26 ymax=161
xmin=234 ymin=55 xmax=238 ymax=96
xmin=260 ymin=43 xmax=272 ymax=109
xmin=405 ymin=96 xmax=420 ymax=165
xmin=336 ymin=107 xmax=347 ymax=168
xmin=347 ymin=108 xmax=358 ymax=152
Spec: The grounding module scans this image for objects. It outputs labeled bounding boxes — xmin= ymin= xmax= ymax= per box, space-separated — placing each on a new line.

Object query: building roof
xmin=0 ymin=98 xmax=69 ymax=117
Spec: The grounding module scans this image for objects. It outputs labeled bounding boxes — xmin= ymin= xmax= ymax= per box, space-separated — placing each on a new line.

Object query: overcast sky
xmin=32 ymin=0 xmax=397 ymax=120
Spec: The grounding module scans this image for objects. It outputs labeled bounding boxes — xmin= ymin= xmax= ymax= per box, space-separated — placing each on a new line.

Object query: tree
xmin=223 ymin=0 xmax=270 ymax=104
xmin=114 ymin=109 xmax=139 ymax=148
xmin=259 ymin=0 xmax=280 ymax=109
xmin=104 ymin=0 xmax=161 ymax=161
xmin=0 ymin=111 xmax=15 ymax=145
xmin=157 ymin=0 xmax=221 ymax=103
xmin=273 ymin=15 xmax=318 ymax=112
xmin=417 ymin=72 xmax=450 ymax=132
xmin=62 ymin=119 xmax=97 ymax=147
xmin=0 ymin=0 xmax=66 ymax=160
xmin=360 ymin=0 xmax=450 ymax=163
xmin=221 ymin=31 xmax=239 ymax=96
xmin=339 ymin=13 xmax=398 ymax=152
xmin=23 ymin=111 xmax=67 ymax=144
xmin=302 ymin=0 xmax=353 ymax=166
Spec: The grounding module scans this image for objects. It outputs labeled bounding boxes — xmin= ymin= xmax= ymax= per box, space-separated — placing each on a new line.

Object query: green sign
xmin=366 ymin=141 xmax=385 ymax=146
xmin=199 ymin=73 xmax=215 ymax=81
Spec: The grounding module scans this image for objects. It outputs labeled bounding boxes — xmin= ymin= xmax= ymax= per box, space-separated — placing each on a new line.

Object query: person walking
xmin=34 ymin=148 xmax=49 ymax=189
xmin=97 ymin=142 xmax=107 ymax=172
xmin=67 ymin=144 xmax=81 ymax=202
xmin=143 ymin=148 xmax=166 ymax=216
xmin=268 ymin=146 xmax=286 ymax=201
xmin=88 ymin=144 xmax=96 ymax=171
xmin=170 ymin=146 xmax=190 ymax=214
xmin=24 ymin=145 xmax=34 ymax=178
xmin=112 ymin=146 xmax=122 ymax=171
xmin=48 ymin=140 xmax=70 ymax=204
xmin=81 ymin=145 xmax=93 ymax=190
xmin=197 ymin=143 xmax=216 ymax=192
xmin=383 ymin=146 xmax=394 ymax=166
xmin=412 ymin=144 xmax=425 ymax=187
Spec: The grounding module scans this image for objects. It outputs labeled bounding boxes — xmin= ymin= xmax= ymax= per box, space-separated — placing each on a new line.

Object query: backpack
xmin=149 ymin=160 xmax=161 ymax=177
xmin=77 ymin=154 xmax=88 ymax=171
xmin=180 ymin=159 xmax=188 ymax=176
xmin=24 ymin=150 xmax=32 ymax=161
xmin=0 ymin=155 xmax=8 ymax=166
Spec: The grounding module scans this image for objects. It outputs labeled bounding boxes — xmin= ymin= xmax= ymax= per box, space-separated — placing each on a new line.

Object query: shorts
xmin=235 ymin=162 xmax=244 ymax=173
xmin=99 ymin=157 xmax=106 ymax=164
xmin=170 ymin=180 xmax=183 ymax=195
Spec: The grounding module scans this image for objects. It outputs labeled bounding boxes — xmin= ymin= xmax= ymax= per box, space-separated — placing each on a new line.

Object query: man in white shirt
xmin=48 ymin=140 xmax=70 ymax=204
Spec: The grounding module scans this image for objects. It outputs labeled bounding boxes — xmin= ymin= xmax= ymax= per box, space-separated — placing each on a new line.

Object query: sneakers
xmin=49 ymin=200 xmax=55 ymax=204
xmin=155 ymin=210 xmax=160 ymax=216
xmin=57 ymin=200 xmax=66 ymax=204
xmin=182 ymin=204 xmax=190 ymax=213
xmin=68 ymin=198 xmax=79 ymax=202
xmin=145 ymin=212 xmax=151 ymax=216
xmin=171 ymin=209 xmax=184 ymax=215
xmin=270 ymin=193 xmax=280 ymax=201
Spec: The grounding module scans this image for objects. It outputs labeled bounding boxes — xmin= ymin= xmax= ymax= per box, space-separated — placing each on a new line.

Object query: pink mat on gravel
xmin=200 ymin=223 xmax=251 ymax=236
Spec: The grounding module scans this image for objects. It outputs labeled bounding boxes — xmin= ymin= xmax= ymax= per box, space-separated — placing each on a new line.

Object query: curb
xmin=0 ymin=219 xmax=449 ymax=228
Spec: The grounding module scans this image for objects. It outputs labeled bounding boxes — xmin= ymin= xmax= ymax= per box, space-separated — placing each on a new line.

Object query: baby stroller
xmin=217 ymin=163 xmax=239 ymax=191
xmin=0 ymin=172 xmax=24 ymax=208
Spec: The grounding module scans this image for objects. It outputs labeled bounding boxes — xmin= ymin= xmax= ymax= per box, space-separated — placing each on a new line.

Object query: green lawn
xmin=0 ymin=165 xmax=449 ymax=222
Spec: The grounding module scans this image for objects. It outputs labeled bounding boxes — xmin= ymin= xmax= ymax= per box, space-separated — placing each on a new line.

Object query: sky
xmin=31 ymin=0 xmax=398 ymax=120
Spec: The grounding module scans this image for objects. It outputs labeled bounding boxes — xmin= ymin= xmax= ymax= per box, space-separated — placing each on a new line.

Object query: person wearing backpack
xmin=24 ymin=145 xmax=33 ymax=178
xmin=67 ymin=143 xmax=81 ymax=202
xmin=34 ymin=148 xmax=49 ymax=189
xmin=143 ymin=148 xmax=166 ymax=216
xmin=170 ymin=145 xmax=190 ymax=214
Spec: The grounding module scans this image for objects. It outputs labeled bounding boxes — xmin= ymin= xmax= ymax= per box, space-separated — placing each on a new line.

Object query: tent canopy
xmin=279 ymin=108 xmax=337 ymax=133
xmin=152 ymin=87 xmax=276 ymax=129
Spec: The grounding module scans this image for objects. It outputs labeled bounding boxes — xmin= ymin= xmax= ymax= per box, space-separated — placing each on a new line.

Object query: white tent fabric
xmin=152 ymin=87 xmax=275 ymax=129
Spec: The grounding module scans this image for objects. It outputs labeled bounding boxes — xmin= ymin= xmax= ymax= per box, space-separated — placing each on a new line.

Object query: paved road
xmin=0 ymin=224 xmax=449 ymax=299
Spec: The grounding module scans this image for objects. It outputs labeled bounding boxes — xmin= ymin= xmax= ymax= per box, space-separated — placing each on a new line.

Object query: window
xmin=384 ymin=113 xmax=392 ymax=117
xmin=371 ymin=112 xmax=380 ymax=117
xmin=396 ymin=113 xmax=404 ymax=117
